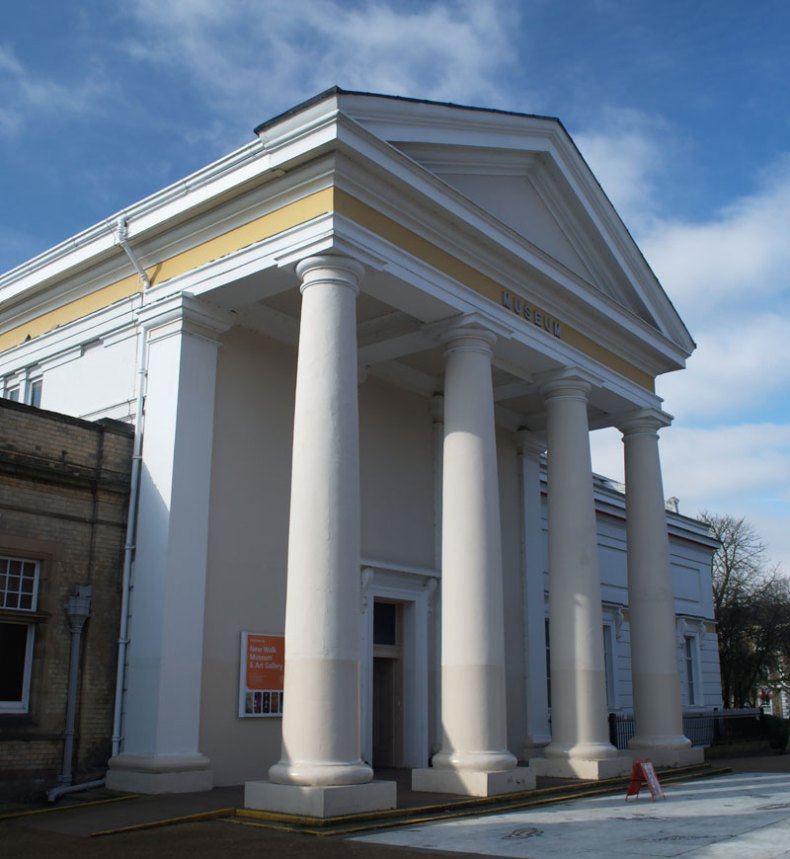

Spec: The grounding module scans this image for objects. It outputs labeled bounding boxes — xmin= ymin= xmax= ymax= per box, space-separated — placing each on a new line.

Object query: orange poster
xmin=239 ymin=632 xmax=285 ymax=718
xmin=245 ymin=633 xmax=284 ymax=689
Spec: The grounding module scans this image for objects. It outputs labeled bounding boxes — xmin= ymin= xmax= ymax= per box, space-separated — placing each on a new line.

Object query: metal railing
xmin=608 ymin=708 xmax=764 ymax=749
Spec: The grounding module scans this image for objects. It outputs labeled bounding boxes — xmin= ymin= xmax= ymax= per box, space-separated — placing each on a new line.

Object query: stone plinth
xmin=244 ymin=779 xmax=397 ymax=818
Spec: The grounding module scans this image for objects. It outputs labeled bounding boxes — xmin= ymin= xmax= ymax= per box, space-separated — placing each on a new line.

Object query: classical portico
xmin=0 ymin=90 xmax=712 ymax=811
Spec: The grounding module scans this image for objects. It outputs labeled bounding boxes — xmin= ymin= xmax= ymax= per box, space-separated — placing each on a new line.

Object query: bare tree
xmin=701 ymin=513 xmax=790 ymax=708
xmin=700 ymin=512 xmax=790 ymax=707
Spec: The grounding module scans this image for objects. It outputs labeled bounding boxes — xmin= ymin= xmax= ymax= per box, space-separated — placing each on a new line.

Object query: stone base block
xmin=106 ymin=753 xmax=213 ymax=794
xmin=411 ymin=766 xmax=535 ymax=797
xmin=244 ymin=779 xmax=397 ymax=818
xmin=628 ymin=746 xmax=704 ymax=768
xmin=528 ymin=754 xmax=633 ymax=781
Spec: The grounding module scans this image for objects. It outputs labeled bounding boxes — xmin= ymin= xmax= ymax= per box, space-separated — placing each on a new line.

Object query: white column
xmin=269 ymin=255 xmax=369 ymax=786
xmin=107 ymin=295 xmax=231 ymax=794
xmin=413 ymin=322 xmax=533 ymax=797
xmin=249 ymin=255 xmax=395 ymax=817
xmin=516 ymin=431 xmax=551 ymax=755
xmin=531 ymin=372 xmax=626 ymax=780
xmin=619 ymin=409 xmax=697 ymax=765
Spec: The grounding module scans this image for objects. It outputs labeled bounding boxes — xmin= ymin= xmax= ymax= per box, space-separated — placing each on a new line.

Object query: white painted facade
xmin=0 ymin=90 xmax=720 ymax=813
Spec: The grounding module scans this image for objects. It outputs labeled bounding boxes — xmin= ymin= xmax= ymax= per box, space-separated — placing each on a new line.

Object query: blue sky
xmin=2 ymin=0 xmax=789 ymax=570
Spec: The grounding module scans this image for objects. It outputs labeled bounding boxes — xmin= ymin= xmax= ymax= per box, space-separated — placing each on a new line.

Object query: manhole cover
xmin=503 ymin=826 xmax=543 ymax=840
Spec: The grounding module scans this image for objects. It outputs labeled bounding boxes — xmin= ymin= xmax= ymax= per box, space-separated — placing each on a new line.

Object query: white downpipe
xmin=47 ymin=777 xmax=106 ymax=804
xmin=115 ymin=219 xmax=151 ymax=289
xmin=111 ymin=221 xmax=149 ymax=758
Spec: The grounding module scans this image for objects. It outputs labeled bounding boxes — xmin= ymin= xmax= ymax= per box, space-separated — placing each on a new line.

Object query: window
xmin=373 ymin=601 xmax=398 ymax=647
xmin=684 ymin=635 xmax=700 ymax=706
xmin=2 ymin=374 xmax=43 ymax=406
xmin=29 ymin=379 xmax=43 ymax=408
xmin=602 ymin=624 xmax=616 ymax=709
xmin=0 ymin=557 xmax=40 ymax=713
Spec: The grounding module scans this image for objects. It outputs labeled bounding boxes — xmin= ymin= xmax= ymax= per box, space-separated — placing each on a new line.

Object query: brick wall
xmin=0 ymin=398 xmax=132 ymax=800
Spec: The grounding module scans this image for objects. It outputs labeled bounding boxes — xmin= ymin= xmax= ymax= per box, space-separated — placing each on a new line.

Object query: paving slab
xmin=353 ymin=771 xmax=790 ymax=858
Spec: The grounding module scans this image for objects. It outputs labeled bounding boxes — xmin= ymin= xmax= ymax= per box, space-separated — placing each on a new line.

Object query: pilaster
xmin=516 ymin=430 xmax=551 ymax=755
xmin=107 ymin=294 xmax=232 ymax=793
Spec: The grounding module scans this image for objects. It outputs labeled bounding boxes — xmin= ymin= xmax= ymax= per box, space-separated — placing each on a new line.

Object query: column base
xmin=412 ymin=766 xmax=535 ymax=797
xmin=522 ymin=734 xmax=552 ymax=759
xmin=244 ymin=780 xmax=397 ymax=818
xmin=528 ymin=754 xmax=633 ymax=780
xmin=106 ymin=753 xmax=213 ymax=794
xmin=629 ymin=745 xmax=704 ymax=768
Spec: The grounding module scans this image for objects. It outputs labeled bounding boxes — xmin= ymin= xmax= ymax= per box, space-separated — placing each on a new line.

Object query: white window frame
xmin=28 ymin=377 xmax=43 ymax=408
xmin=2 ymin=369 xmax=43 ymax=406
xmin=0 ymin=556 xmax=41 ymax=713
xmin=677 ymin=618 xmax=705 ymax=708
xmin=602 ymin=623 xmax=617 ymax=710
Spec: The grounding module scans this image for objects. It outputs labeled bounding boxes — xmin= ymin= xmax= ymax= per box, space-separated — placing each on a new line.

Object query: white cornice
xmin=330 ymin=139 xmax=689 ymax=374
xmin=1 ymin=90 xmax=693 ymax=382
xmin=0 ymin=100 xmax=342 ymax=304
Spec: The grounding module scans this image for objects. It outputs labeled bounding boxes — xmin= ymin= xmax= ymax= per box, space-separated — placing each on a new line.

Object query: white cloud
xmin=643 ymin=164 xmax=790 ymax=320
xmin=574 ymin=109 xmax=673 ymax=234
xmin=591 ymin=423 xmax=790 ymax=573
xmin=122 ymin=0 xmax=520 ymax=146
xmin=657 ymin=311 xmax=790 ymax=420
xmin=661 ymin=423 xmax=790 ymax=574
xmin=660 ymin=423 xmax=790 ymax=507
xmin=0 ymin=43 xmax=111 ymax=137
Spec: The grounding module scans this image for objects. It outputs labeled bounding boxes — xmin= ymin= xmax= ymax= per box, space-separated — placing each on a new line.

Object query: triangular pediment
xmin=393 ymin=142 xmax=659 ymax=329
xmin=335 ymin=91 xmax=694 ymax=356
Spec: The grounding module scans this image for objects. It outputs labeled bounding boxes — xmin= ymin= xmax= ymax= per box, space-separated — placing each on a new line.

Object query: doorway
xmin=372 ymin=600 xmax=403 ymax=768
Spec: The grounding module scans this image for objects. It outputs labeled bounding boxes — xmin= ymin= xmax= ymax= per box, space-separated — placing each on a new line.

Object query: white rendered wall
xmin=200 ymin=329 xmax=295 ymax=786
xmin=359 ymin=378 xmax=435 ymax=568
xmin=199 ymin=330 xmax=439 ymax=786
xmin=37 ymin=332 xmax=138 ymax=421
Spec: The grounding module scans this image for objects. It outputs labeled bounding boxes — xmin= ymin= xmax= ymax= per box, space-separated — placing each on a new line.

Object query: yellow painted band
xmin=1 ymin=183 xmax=654 ymax=392
xmin=0 ymin=188 xmax=334 ymax=352
xmin=0 ymin=274 xmax=141 ymax=353
xmin=334 ymin=190 xmax=654 ymax=392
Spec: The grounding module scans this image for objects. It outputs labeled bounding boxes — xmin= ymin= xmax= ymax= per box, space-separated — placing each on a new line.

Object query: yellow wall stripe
xmin=0 ymin=274 xmax=142 ymax=353
xmin=0 ymin=189 xmax=334 ymax=352
xmin=334 ymin=190 xmax=655 ymax=391
xmin=1 ymin=183 xmax=654 ymax=392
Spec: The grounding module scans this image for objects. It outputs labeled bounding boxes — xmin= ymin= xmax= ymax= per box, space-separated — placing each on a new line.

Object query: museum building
xmin=0 ymin=90 xmax=721 ymax=814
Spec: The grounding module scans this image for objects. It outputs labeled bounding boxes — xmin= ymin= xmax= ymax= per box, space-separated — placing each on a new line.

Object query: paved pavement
xmin=1 ymin=755 xmax=788 ymax=858
xmin=355 ymin=770 xmax=790 ymax=858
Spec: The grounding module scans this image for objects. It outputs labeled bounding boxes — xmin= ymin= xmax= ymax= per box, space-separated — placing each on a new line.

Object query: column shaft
xmin=269 ymin=255 xmax=371 ymax=787
xmin=432 ymin=328 xmax=516 ymax=773
xmin=621 ymin=412 xmax=690 ymax=752
xmin=543 ymin=377 xmax=615 ymax=761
